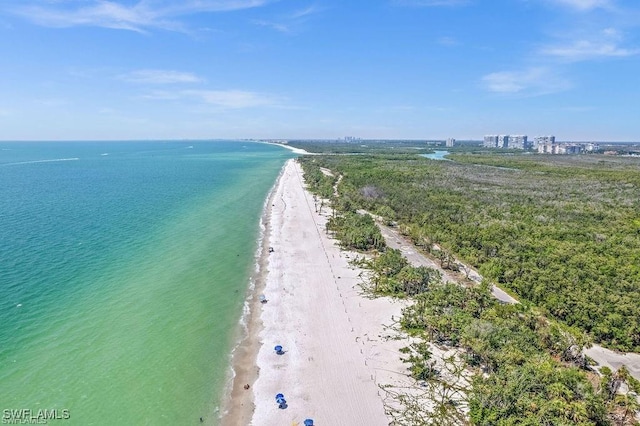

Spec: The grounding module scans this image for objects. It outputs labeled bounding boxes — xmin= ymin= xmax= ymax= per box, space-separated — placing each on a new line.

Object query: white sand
xmin=263 ymin=142 xmax=314 ymax=155
xmin=585 ymin=344 xmax=640 ymax=382
xmin=250 ymin=159 xmax=412 ymax=425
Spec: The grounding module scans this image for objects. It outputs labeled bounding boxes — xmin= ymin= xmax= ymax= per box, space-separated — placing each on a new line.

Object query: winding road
xmin=372 ymin=217 xmax=640 ymax=382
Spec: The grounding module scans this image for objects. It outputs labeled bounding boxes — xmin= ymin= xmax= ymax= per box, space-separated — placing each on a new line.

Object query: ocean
xmin=0 ymin=141 xmax=293 ymax=425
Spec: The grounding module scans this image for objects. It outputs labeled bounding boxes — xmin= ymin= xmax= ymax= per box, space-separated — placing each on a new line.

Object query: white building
xmin=585 ymin=143 xmax=600 ymax=152
xmin=538 ymin=142 xmax=586 ymax=155
xmin=484 ymin=134 xmax=533 ymax=149
xmin=498 ymin=135 xmax=509 ymax=148
xmin=533 ymin=136 xmax=555 ymax=150
xmin=484 ymin=135 xmax=499 ymax=148
xmin=509 ymin=135 xmax=529 ymax=150
xmin=446 ymin=138 xmax=455 ymax=147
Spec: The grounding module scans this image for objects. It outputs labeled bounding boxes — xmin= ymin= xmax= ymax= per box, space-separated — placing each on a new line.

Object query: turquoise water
xmin=422 ymin=150 xmax=451 ymax=161
xmin=0 ymin=141 xmax=293 ymax=425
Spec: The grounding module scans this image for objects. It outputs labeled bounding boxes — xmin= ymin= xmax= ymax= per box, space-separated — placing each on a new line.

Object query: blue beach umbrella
xmin=274 ymin=345 xmax=284 ymax=355
xmin=275 ymin=393 xmax=287 ymax=408
xmin=304 ymin=419 xmax=314 ymax=426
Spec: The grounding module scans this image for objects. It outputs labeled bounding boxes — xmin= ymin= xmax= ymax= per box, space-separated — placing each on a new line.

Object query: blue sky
xmin=1 ymin=0 xmax=639 ymax=141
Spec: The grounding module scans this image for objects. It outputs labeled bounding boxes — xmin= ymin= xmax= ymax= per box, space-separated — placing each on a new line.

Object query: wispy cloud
xmin=482 ymin=67 xmax=571 ymax=96
xmin=12 ymin=1 xmax=167 ymax=33
xmin=9 ymin=0 xmax=272 ymax=32
xmin=143 ymin=89 xmax=282 ymax=109
xmin=540 ymin=28 xmax=639 ymax=61
xmin=253 ymin=4 xmax=322 ymax=34
xmin=542 ymin=39 xmax=638 ymax=60
xmin=290 ymin=5 xmax=322 ymax=19
xmin=34 ymin=98 xmax=70 ymax=107
xmin=186 ymin=89 xmax=279 ymax=108
xmin=253 ymin=19 xmax=291 ymax=33
xmin=558 ymin=105 xmax=596 ymax=112
xmin=437 ymin=36 xmax=459 ymax=46
xmin=392 ymin=0 xmax=469 ymax=6
xmin=546 ymin=0 xmax=612 ymax=11
xmin=119 ymin=70 xmax=203 ymax=84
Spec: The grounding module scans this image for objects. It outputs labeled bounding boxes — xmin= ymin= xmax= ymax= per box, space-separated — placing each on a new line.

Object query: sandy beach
xmin=222 ymin=159 xmax=413 ymax=425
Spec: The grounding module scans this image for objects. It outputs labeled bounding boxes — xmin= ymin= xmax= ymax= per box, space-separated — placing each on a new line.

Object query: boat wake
xmin=2 ymin=157 xmax=80 ymax=166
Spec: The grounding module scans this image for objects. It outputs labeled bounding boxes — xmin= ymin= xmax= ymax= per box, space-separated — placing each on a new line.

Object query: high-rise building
xmin=509 ymin=135 xmax=529 ymax=149
xmin=484 ymin=135 xmax=499 ymax=148
xmin=446 ymin=138 xmax=455 ymax=147
xmin=498 ymin=135 xmax=509 ymax=148
xmin=533 ymin=136 xmax=555 ymax=149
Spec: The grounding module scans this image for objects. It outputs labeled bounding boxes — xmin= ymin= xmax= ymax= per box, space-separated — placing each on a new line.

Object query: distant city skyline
xmin=1 ymin=1 xmax=639 ymax=141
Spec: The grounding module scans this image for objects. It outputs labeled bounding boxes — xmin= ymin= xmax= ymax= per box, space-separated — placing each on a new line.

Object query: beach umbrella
xmin=304 ymin=419 xmax=314 ymax=426
xmin=275 ymin=395 xmax=287 ymax=409
xmin=274 ymin=345 xmax=284 ymax=355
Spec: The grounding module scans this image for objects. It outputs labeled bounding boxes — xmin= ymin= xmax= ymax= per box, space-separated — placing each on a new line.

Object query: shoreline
xmin=219 ymin=162 xmax=286 ymax=425
xmin=261 ymin=141 xmax=314 ymax=155
xmin=222 ymin=159 xmax=415 ymax=425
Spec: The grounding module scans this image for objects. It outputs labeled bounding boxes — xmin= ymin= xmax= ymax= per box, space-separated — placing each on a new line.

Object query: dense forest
xmin=298 ymin=153 xmax=640 ymax=353
xmin=298 ymin=154 xmax=640 ymax=425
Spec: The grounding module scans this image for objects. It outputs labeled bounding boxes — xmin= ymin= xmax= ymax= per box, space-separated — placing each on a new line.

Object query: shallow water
xmin=0 ymin=141 xmax=293 ymax=425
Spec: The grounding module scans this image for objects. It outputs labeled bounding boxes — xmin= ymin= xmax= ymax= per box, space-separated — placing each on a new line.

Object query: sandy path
xmin=585 ymin=345 xmax=640 ymax=381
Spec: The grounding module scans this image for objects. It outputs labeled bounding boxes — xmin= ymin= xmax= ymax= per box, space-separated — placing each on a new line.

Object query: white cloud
xmin=253 ymin=4 xmax=323 ymax=34
xmin=14 ymin=2 xmax=161 ymax=33
xmin=120 ymin=70 xmax=203 ymax=84
xmin=186 ymin=90 xmax=279 ymax=108
xmin=540 ymin=28 xmax=639 ymax=61
xmin=482 ymin=67 xmax=571 ymax=95
xmin=542 ymin=40 xmax=638 ymax=59
xmin=289 ymin=5 xmax=322 ymax=19
xmin=253 ymin=19 xmax=291 ymax=33
xmin=437 ymin=36 xmax=459 ymax=46
xmin=392 ymin=0 xmax=468 ymax=6
xmin=153 ymin=0 xmax=272 ymax=15
xmin=10 ymin=0 xmax=272 ymax=32
xmin=143 ymin=89 xmax=282 ymax=109
xmin=547 ymin=0 xmax=611 ymax=11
